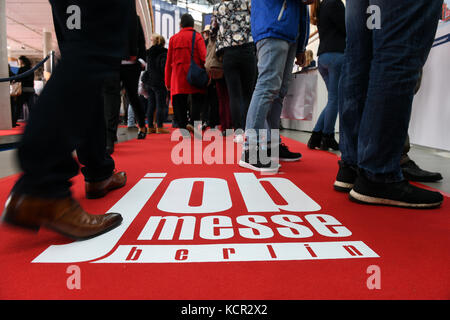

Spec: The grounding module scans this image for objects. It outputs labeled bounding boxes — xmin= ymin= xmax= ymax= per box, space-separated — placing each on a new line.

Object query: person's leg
xmin=103 ymin=73 xmax=121 ymax=150
xmin=146 ymin=88 xmax=156 ymax=129
xmin=172 ymin=94 xmax=188 ymax=130
xmin=127 ymin=103 xmax=135 ymax=127
xmin=121 ymin=64 xmax=147 ymax=131
xmin=245 ymin=38 xmax=291 ymax=149
xmin=154 ymin=87 xmax=170 ymax=133
xmin=238 ymin=45 xmax=258 ymax=128
xmin=223 ymin=49 xmax=245 ymax=130
xmin=307 ymin=57 xmax=328 ymax=149
xmin=11 ymin=97 xmax=19 ymax=127
xmin=348 ymin=0 xmax=443 ymax=208
xmin=338 ymin=0 xmax=372 ymax=167
xmin=322 ymin=53 xmax=343 ymax=135
xmin=190 ymin=93 xmax=204 ymax=125
xmin=358 ymin=0 xmax=442 ymax=182
xmin=266 ymin=40 xmax=298 ymax=135
xmin=319 ymin=53 xmax=343 ymax=151
xmin=154 ymin=87 xmax=165 ymax=128
xmin=312 ymin=55 xmax=330 ymax=133
xmin=216 ymin=78 xmax=232 ymax=131
xmin=208 ymin=80 xmax=220 ymax=128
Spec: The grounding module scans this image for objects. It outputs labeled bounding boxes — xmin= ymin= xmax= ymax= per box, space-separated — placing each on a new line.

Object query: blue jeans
xmin=339 ymin=0 xmax=442 ymax=183
xmin=313 ymin=52 xmax=344 ymax=135
xmin=127 ymin=104 xmax=135 ymax=127
xmin=244 ymin=38 xmax=298 ymax=149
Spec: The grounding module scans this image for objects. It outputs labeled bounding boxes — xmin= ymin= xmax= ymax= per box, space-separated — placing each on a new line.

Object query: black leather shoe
xmin=401 ymin=160 xmax=443 ymax=182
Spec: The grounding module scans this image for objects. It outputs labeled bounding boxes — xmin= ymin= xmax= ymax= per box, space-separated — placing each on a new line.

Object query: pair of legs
xmin=241 ymin=37 xmax=301 ymax=171
xmin=244 ymin=38 xmax=298 ymax=150
xmin=222 ymin=44 xmax=257 ymax=131
xmin=308 ymin=52 xmax=344 ymax=151
xmin=314 ymin=52 xmax=344 ymax=135
xmin=336 ymin=0 xmax=443 ymax=207
xmin=120 ymin=63 xmax=147 ymax=134
xmin=172 ymin=93 xmax=205 ymax=130
xmin=147 ymin=86 xmax=168 ymax=129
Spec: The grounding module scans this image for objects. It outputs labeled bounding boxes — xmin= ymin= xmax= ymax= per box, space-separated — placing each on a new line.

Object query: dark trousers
xmin=10 ymin=96 xmax=18 ymax=126
xmin=120 ymin=63 xmax=146 ymax=128
xmin=12 ymin=92 xmax=34 ymax=124
xmin=12 ymin=0 xmax=133 ymax=199
xmin=205 ymin=80 xmax=220 ymax=128
xmin=147 ymin=86 xmax=168 ymax=128
xmin=103 ymin=74 xmax=121 ymax=148
xmin=339 ymin=0 xmax=442 ymax=183
xmin=222 ymin=44 xmax=257 ymax=130
xmin=216 ymin=78 xmax=232 ymax=131
xmin=172 ymin=93 xmax=205 ymax=129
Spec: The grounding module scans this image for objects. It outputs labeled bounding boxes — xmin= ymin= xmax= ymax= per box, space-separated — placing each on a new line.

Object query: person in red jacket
xmin=165 ymin=13 xmax=207 ymax=134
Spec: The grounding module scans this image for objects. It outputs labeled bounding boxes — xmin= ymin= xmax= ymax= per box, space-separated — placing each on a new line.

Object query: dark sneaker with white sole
xmin=239 ymin=148 xmax=279 ymax=173
xmin=401 ymin=160 xmax=443 ymax=182
xmin=349 ymin=174 xmax=444 ymax=209
xmin=334 ymin=160 xmax=358 ymax=192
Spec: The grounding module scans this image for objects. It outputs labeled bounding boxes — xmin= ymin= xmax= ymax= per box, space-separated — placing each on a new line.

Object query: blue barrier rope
xmin=0 ymin=55 xmax=50 ymax=83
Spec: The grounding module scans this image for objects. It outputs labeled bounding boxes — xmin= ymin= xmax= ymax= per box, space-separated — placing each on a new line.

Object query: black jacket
xmin=18 ymin=66 xmax=35 ymax=88
xmin=143 ymin=45 xmax=168 ymax=88
xmin=126 ymin=14 xmax=146 ymax=60
xmin=317 ymin=0 xmax=346 ymax=56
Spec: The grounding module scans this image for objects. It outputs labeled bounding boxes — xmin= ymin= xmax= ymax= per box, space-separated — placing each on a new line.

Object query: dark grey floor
xmin=1 ymin=127 xmax=449 ymax=193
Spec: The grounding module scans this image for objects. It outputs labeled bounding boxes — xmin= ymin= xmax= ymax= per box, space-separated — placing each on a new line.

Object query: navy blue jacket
xmin=251 ymin=0 xmax=310 ymax=54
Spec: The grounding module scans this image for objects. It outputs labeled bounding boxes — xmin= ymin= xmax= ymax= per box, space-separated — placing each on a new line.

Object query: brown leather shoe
xmin=1 ymin=194 xmax=123 ymax=240
xmin=85 ymin=171 xmax=127 ymax=199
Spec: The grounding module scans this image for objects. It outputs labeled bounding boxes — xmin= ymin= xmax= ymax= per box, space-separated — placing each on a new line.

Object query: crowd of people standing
xmin=1 ymin=0 xmax=445 ymax=243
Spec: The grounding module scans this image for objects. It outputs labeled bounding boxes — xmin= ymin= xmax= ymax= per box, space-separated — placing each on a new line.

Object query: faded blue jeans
xmin=313 ymin=52 xmax=344 ymax=135
xmin=244 ymin=37 xmax=298 ymax=149
xmin=339 ymin=0 xmax=442 ymax=183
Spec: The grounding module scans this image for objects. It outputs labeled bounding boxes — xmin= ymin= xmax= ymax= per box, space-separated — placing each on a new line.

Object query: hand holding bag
xmin=187 ymin=31 xmax=209 ymax=88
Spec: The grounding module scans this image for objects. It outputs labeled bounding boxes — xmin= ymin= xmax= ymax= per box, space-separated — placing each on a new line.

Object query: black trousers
xmin=172 ymin=93 xmax=205 ymax=129
xmin=222 ymin=44 xmax=257 ymax=130
xmin=120 ymin=63 xmax=146 ymax=128
xmin=205 ymin=80 xmax=220 ymax=128
xmin=12 ymin=0 xmax=133 ymax=199
xmin=103 ymin=74 xmax=121 ymax=148
xmin=147 ymin=86 xmax=168 ymax=128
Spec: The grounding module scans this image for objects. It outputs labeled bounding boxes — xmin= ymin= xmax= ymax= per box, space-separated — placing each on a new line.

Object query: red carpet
xmin=0 ymin=125 xmax=24 ymax=137
xmin=0 ymin=129 xmax=449 ymax=300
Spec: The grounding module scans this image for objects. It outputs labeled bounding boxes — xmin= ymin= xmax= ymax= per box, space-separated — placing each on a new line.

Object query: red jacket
xmin=165 ymin=27 xmax=207 ymax=97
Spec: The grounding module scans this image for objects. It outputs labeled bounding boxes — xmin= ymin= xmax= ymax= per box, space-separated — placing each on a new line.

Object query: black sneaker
xmin=320 ymin=134 xmax=339 ymax=151
xmin=269 ymin=143 xmax=302 ymax=162
xmin=307 ymin=131 xmax=322 ymax=149
xmin=401 ymin=160 xmax=443 ymax=182
xmin=334 ymin=160 xmax=358 ymax=192
xmin=349 ymin=173 xmax=443 ymax=209
xmin=239 ymin=147 xmax=279 ymax=173
xmin=137 ymin=130 xmax=146 ymax=140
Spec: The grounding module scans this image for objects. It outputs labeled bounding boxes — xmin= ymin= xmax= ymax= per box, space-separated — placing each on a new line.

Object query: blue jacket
xmin=251 ymin=0 xmax=310 ymax=54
